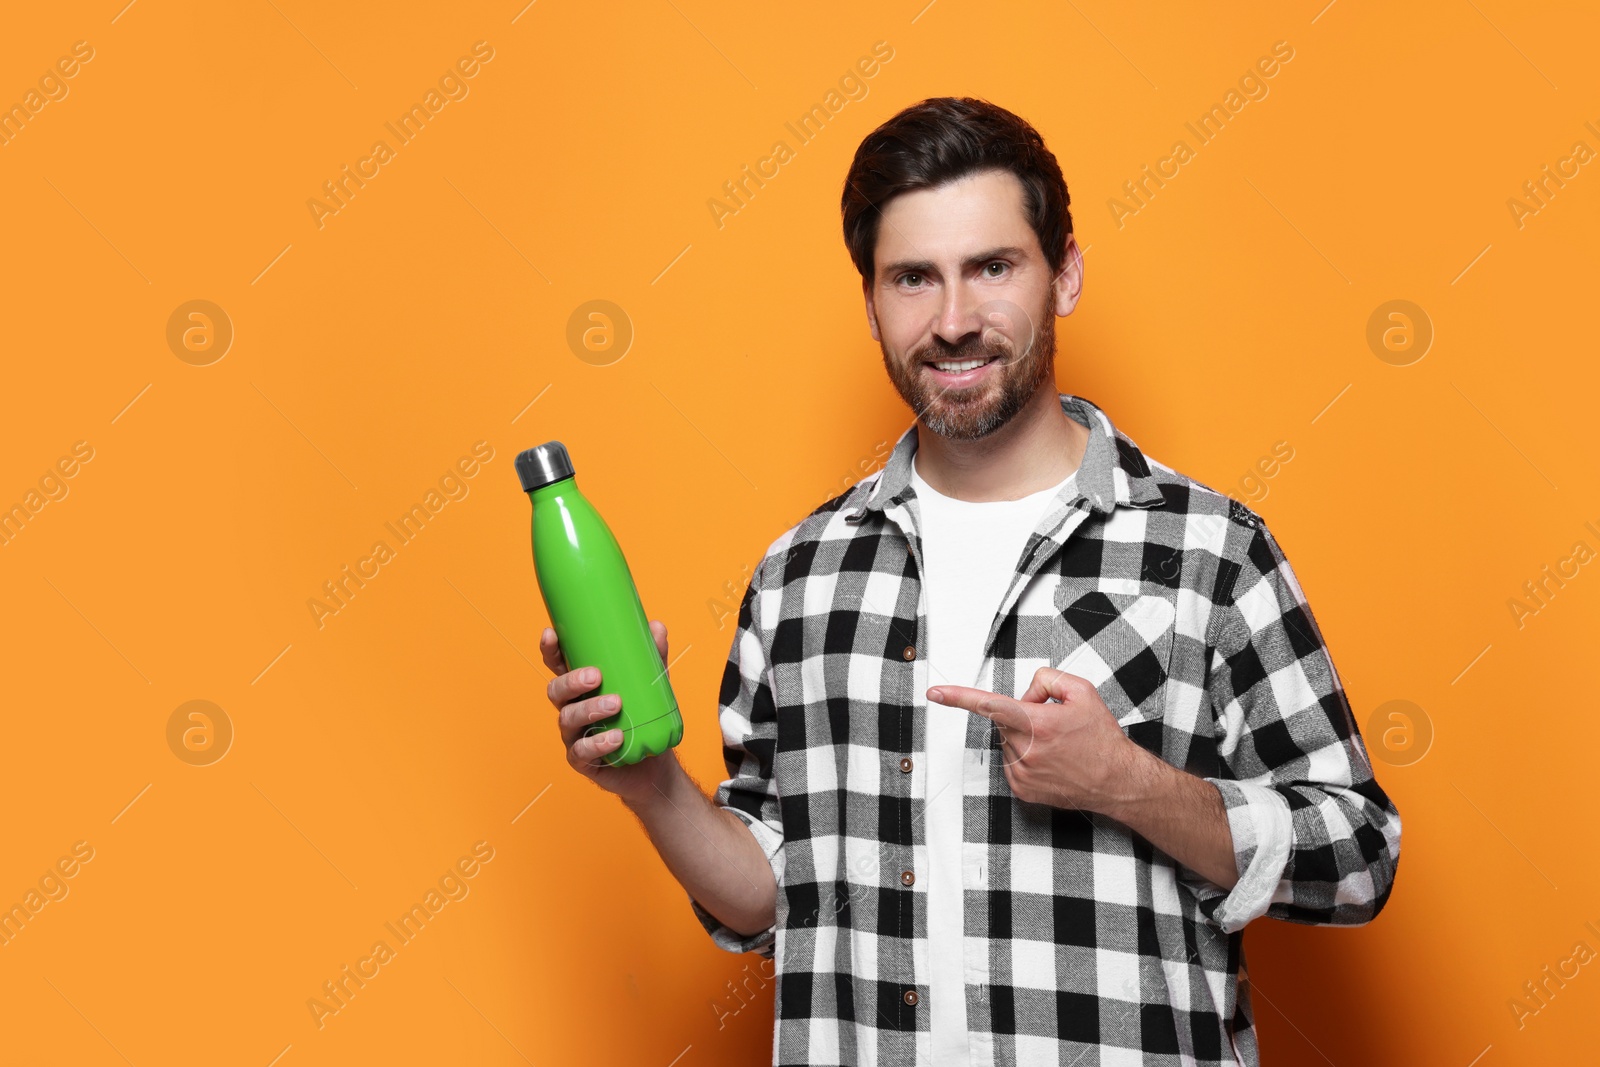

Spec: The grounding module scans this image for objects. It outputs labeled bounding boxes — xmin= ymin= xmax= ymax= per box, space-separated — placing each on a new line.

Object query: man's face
xmin=865 ymin=168 xmax=1081 ymax=440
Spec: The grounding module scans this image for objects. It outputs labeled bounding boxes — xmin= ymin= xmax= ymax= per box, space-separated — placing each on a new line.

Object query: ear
xmin=1051 ymin=235 xmax=1085 ymax=317
xmin=863 ymin=276 xmax=881 ymax=343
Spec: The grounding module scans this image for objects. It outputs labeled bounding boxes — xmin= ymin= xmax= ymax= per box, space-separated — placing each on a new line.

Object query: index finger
xmin=926 ymin=685 xmax=1024 ymax=725
xmin=539 ymin=626 xmax=569 ymax=675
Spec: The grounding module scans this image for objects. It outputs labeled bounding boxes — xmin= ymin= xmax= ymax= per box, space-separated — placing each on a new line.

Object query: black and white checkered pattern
xmin=688 ymin=393 xmax=1401 ymax=1066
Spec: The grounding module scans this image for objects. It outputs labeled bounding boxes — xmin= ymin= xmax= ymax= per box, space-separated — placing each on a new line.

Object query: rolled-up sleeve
xmin=687 ymin=560 xmax=785 ymax=958
xmin=1181 ymin=515 xmax=1401 ymax=933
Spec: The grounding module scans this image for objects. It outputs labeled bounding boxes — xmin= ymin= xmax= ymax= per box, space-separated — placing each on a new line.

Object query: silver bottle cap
xmin=515 ymin=441 xmax=575 ymax=492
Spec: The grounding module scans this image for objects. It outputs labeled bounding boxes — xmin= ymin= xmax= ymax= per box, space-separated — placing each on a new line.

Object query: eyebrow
xmin=878 ymin=245 xmax=1030 ymax=280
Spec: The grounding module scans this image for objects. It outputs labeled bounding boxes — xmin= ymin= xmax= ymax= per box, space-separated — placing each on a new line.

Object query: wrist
xmin=619 ymin=748 xmax=685 ymax=813
xmin=1097 ymin=740 xmax=1168 ymax=826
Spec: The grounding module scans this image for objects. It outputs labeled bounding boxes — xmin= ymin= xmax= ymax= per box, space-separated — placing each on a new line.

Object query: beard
xmin=880 ymin=287 xmax=1058 ymax=441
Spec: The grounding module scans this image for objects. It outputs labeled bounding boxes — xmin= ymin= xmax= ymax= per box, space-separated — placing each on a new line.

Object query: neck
xmin=912 ymin=387 xmax=1089 ymax=502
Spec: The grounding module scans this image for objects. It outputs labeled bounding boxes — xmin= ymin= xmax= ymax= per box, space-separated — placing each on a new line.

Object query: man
xmin=542 ymin=96 xmax=1400 ymax=1066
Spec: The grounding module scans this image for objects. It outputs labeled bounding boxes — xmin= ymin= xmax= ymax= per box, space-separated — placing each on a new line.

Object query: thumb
xmin=1020 ymin=667 xmax=1076 ymax=705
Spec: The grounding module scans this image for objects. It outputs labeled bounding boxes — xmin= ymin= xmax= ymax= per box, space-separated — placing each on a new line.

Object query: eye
xmin=898 ymin=272 xmax=924 ymax=288
xmin=984 ymin=261 xmax=1008 ymax=277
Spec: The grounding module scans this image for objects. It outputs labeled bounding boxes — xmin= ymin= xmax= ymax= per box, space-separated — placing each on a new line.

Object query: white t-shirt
xmin=909 ymin=453 xmax=1077 ymax=1066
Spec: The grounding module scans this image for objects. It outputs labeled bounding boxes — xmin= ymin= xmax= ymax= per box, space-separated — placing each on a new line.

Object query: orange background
xmin=1 ymin=1 xmax=1596 ymax=1064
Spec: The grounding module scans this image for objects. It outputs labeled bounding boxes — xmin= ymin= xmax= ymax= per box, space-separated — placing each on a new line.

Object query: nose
xmin=932 ymin=278 xmax=983 ymax=350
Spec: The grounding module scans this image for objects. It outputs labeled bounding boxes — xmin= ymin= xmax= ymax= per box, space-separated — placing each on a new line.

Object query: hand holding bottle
xmin=541 ymin=619 xmax=678 ymax=806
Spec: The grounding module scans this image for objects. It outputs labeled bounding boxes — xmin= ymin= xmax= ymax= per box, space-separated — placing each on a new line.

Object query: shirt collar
xmin=844 ymin=392 xmax=1165 ymax=524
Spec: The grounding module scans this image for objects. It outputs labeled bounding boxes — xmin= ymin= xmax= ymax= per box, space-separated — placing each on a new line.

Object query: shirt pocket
xmin=1048 ymin=587 xmax=1177 ymax=729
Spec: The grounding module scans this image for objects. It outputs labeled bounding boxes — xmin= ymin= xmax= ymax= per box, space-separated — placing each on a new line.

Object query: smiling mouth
xmin=925 ymin=355 xmax=1000 ymax=374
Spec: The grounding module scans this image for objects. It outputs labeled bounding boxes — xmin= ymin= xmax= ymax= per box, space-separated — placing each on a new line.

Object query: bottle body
xmin=529 ymin=475 xmax=681 ymax=766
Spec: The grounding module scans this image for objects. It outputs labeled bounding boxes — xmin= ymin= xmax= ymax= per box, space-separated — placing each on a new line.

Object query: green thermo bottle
xmin=516 ymin=441 xmax=683 ymax=766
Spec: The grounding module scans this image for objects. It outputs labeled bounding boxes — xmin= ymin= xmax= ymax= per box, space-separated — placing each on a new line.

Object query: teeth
xmin=931 ymin=357 xmax=991 ymax=373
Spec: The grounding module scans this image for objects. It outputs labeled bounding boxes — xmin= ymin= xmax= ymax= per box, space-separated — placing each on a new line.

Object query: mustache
xmin=911 ymin=334 xmax=1012 ymax=364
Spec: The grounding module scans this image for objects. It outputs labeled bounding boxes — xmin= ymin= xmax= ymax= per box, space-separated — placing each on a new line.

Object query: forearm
xmin=622 ymin=752 xmax=778 ymax=937
xmin=1102 ymin=746 xmax=1239 ymax=891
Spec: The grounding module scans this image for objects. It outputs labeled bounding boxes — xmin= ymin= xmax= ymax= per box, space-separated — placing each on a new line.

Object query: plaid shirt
xmin=688 ymin=393 xmax=1401 ymax=1066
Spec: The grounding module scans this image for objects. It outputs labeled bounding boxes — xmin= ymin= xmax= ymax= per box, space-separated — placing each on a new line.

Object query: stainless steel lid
xmin=515 ymin=441 xmax=575 ymax=492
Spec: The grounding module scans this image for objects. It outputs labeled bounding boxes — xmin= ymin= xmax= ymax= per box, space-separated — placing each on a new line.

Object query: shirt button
xmin=899 ymin=757 xmax=913 ymax=773
xmin=902 ymin=645 xmax=916 ymax=661
xmin=903 ymin=989 xmax=919 ymax=1006
xmin=900 ymin=869 xmax=915 ymax=886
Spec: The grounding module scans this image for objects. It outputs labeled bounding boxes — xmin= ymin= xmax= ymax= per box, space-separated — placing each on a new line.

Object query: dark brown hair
xmin=841 ymin=97 xmax=1072 ymax=284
